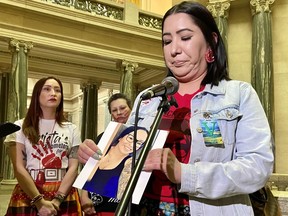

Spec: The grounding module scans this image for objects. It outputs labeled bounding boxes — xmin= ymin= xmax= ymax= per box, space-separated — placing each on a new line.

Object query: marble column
xmin=250 ymin=0 xmax=275 ymax=136
xmin=7 ymin=39 xmax=33 ymax=121
xmin=0 ymin=72 xmax=9 ymax=122
xmin=207 ymin=0 xmax=231 ymax=52
xmin=0 ymin=72 xmax=9 ymax=180
xmin=81 ymin=82 xmax=99 ymax=141
xmin=80 ymin=84 xmax=88 ymax=142
xmin=120 ymin=60 xmax=138 ymax=102
xmin=1 ymin=39 xmax=33 ymax=185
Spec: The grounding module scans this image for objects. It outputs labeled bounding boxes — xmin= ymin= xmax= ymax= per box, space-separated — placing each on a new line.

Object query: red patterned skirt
xmin=5 ymin=181 xmax=82 ymax=216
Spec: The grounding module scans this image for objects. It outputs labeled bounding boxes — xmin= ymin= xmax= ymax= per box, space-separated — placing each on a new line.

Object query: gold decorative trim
xmin=42 ymin=0 xmax=124 ymax=20
xmin=138 ymin=13 xmax=162 ymax=30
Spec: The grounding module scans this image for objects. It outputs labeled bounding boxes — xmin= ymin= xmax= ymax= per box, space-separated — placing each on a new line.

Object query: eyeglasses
xmin=126 ymin=134 xmax=144 ymax=147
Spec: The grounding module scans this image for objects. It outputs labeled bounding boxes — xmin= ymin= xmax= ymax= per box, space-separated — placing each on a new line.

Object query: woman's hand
xmin=34 ymin=198 xmax=57 ymax=216
xmin=77 ymin=139 xmax=102 ymax=163
xmin=51 ymin=198 xmax=60 ymax=211
xmin=143 ymin=148 xmax=182 ymax=184
xmin=80 ymin=190 xmax=96 ymax=215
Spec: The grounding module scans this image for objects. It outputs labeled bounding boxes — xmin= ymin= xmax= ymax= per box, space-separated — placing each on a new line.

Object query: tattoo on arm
xmin=69 ymin=146 xmax=79 ymax=159
xmin=22 ymin=150 xmax=27 ymax=162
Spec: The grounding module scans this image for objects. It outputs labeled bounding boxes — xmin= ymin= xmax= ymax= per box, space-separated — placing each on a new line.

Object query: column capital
xmin=9 ymin=38 xmax=33 ymax=53
xmin=250 ymin=0 xmax=275 ymax=15
xmin=121 ymin=60 xmax=138 ymax=73
xmin=207 ymin=1 xmax=231 ymax=19
xmin=81 ymin=81 xmax=101 ymax=90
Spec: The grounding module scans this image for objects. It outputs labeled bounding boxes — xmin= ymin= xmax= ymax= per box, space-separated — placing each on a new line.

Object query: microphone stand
xmin=115 ymin=96 xmax=171 ymax=216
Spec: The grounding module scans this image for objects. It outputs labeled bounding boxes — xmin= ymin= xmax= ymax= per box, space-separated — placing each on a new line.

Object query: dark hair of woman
xmin=22 ymin=76 xmax=66 ymax=144
xmin=107 ymin=93 xmax=132 ymax=113
xmin=162 ymin=1 xmax=230 ymax=86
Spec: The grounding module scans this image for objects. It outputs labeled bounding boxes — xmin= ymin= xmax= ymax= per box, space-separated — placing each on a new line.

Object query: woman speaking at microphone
xmin=78 ymin=1 xmax=274 ymax=215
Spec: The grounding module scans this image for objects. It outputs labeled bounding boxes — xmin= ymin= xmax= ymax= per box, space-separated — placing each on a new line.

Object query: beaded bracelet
xmin=30 ymin=194 xmax=43 ymax=206
xmin=53 ymin=192 xmax=66 ymax=203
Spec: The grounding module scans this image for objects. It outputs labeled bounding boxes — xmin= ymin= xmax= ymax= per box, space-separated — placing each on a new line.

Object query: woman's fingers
xmin=82 ymin=202 xmax=96 ymax=215
xmin=78 ymin=139 xmax=102 ymax=163
xmin=143 ymin=148 xmax=181 ymax=183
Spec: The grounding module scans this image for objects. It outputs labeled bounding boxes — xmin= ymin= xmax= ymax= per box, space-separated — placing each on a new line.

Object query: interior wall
xmin=141 ymin=0 xmax=172 ymax=15
xmin=271 ymin=0 xmax=288 ymax=174
xmin=228 ymin=0 xmax=288 ymax=174
xmin=228 ymin=5 xmax=252 ymax=83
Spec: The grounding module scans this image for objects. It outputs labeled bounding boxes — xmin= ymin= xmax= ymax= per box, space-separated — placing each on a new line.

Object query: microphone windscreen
xmin=161 ymin=76 xmax=179 ymax=95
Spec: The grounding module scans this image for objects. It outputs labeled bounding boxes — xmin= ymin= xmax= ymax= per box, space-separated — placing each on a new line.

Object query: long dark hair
xmin=163 ymin=1 xmax=230 ymax=86
xmin=22 ymin=76 xmax=66 ymax=144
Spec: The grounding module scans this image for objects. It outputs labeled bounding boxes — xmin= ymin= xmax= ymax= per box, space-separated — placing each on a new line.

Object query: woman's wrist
xmin=53 ymin=191 xmax=66 ymax=204
xmin=34 ymin=197 xmax=46 ymax=210
xmin=30 ymin=194 xmax=43 ymax=206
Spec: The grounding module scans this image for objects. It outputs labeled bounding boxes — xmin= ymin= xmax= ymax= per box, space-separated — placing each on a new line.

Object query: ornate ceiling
xmin=0 ymin=0 xmax=167 ymax=92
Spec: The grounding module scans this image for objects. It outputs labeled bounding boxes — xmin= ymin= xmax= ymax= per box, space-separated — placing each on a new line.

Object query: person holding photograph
xmin=78 ymin=1 xmax=274 ymax=215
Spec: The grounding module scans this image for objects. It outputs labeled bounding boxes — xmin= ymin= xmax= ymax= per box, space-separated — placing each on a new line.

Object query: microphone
xmin=140 ymin=76 xmax=179 ymax=100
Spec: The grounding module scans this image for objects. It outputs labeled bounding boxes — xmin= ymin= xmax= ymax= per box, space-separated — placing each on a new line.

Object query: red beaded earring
xmin=205 ymin=48 xmax=215 ymax=63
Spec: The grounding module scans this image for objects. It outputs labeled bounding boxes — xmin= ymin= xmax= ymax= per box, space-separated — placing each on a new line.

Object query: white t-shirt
xmin=5 ymin=119 xmax=81 ymax=171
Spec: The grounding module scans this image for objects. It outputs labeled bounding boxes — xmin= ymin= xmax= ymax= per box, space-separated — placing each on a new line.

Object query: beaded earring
xmin=205 ymin=48 xmax=215 ymax=63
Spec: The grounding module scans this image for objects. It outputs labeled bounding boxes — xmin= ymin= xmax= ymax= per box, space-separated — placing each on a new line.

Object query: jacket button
xmin=196 ymin=127 xmax=203 ymax=133
xmin=226 ymin=110 xmax=233 ymax=118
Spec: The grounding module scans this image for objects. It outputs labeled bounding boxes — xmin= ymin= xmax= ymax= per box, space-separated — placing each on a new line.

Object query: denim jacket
xmin=127 ymin=79 xmax=274 ymax=216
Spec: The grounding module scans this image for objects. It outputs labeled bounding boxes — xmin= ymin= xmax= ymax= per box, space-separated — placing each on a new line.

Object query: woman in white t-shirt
xmin=5 ymin=77 xmax=82 ymax=216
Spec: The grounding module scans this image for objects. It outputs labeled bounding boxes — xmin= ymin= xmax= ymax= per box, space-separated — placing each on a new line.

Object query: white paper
xmin=132 ymin=129 xmax=169 ymax=204
xmin=73 ymin=122 xmax=168 ymax=205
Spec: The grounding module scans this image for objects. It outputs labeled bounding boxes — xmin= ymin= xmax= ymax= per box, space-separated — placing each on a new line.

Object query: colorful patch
xmin=200 ymin=119 xmax=224 ymax=146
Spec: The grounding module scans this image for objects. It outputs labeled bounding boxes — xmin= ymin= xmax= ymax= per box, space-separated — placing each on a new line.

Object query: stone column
xmin=7 ymin=39 xmax=33 ymax=121
xmin=0 ymin=72 xmax=9 ymax=122
xmin=120 ymin=60 xmax=138 ymax=102
xmin=81 ymin=82 xmax=99 ymax=141
xmin=0 ymin=72 xmax=9 ymax=179
xmin=1 ymin=39 xmax=33 ymax=185
xmin=207 ymin=0 xmax=231 ymax=51
xmin=250 ymin=0 xmax=275 ymax=135
xmin=80 ymin=83 xmax=88 ymax=142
